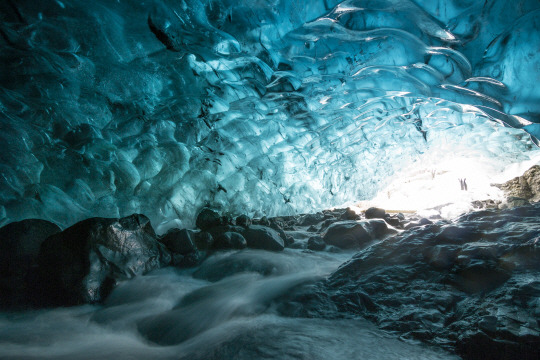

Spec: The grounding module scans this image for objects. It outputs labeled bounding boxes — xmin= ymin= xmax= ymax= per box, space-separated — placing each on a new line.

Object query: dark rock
xmin=384 ymin=214 xmax=401 ymax=227
xmin=176 ymin=251 xmax=202 ymax=268
xmin=423 ymin=245 xmax=458 ymax=270
xmin=450 ymin=262 xmax=511 ymax=294
xmin=288 ymin=241 xmax=304 ymax=249
xmin=319 ymin=218 xmax=336 ymax=232
xmin=0 ymin=219 xmax=61 ymax=308
xmin=367 ymin=219 xmax=391 ymax=238
xmin=477 ymin=315 xmax=498 ymax=333
xmin=365 ymin=207 xmax=386 ymax=219
xmin=160 ymin=228 xmax=203 ymax=268
xmin=284 ymin=235 xmax=295 ymax=247
xmin=433 ymin=225 xmax=480 ymax=245
xmin=0 ymin=219 xmax=61 ymax=276
xmin=323 ymin=209 xmax=342 ymax=219
xmin=193 ymin=231 xmax=214 ymax=250
xmin=340 ymin=207 xmax=359 ymax=220
xmin=213 ymin=231 xmax=247 ymax=250
xmin=326 ymin=245 xmax=342 ymax=253
xmin=272 ymin=215 xmax=298 ymax=230
xmin=307 ymin=236 xmax=326 ymax=251
xmin=268 ymin=218 xmax=284 ymax=230
xmin=256 ymin=216 xmax=270 ymax=226
xmin=283 ymin=224 xmax=297 ymax=231
xmin=403 ymin=221 xmax=418 ymax=230
xmin=456 ymin=330 xmax=540 ymax=360
xmin=323 ymin=221 xmax=376 ymax=249
xmin=241 ymin=225 xmax=284 ymax=251
xmin=220 ymin=214 xmax=233 ymax=226
xmin=170 ymin=253 xmax=185 ymax=267
xmin=160 ymin=228 xmax=197 ymax=255
xmin=418 ymin=218 xmax=433 ymax=225
xmin=403 ymin=221 xmax=420 ymax=230
xmin=307 ymin=225 xmax=318 ymax=232
xmin=299 ymin=213 xmax=325 ymax=226
xmin=195 ymin=208 xmax=222 ymax=230
xmin=207 ymin=225 xmax=244 ymax=239
xmin=235 ymin=214 xmax=251 ymax=227
xmin=271 ymin=226 xmax=290 ymax=247
xmin=169 ymin=251 xmax=203 ymax=268
xmin=317 ymin=203 xmax=540 ymax=359
xmin=36 ymin=214 xmax=171 ymax=306
xmin=276 ymin=215 xmax=298 ymax=223
xmin=396 ymin=213 xmax=406 ymax=221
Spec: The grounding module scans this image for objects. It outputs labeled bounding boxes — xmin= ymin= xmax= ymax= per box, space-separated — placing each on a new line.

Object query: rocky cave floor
xmin=1 ymin=167 xmax=540 ymax=360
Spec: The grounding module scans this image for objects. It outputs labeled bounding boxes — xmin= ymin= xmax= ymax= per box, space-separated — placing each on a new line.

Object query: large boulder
xmin=193 ymin=231 xmax=214 ymax=250
xmin=213 ymin=231 xmax=247 ymax=250
xmin=160 ymin=228 xmax=201 ymax=268
xmin=198 ymin=224 xmax=249 ymax=250
xmin=323 ymin=220 xmax=389 ymax=249
xmin=365 ymin=207 xmax=386 ymax=219
xmin=160 ymin=228 xmax=197 ymax=255
xmin=0 ymin=219 xmax=62 ymax=276
xmin=195 ymin=208 xmax=222 ymax=230
xmin=299 ymin=212 xmax=325 ymax=226
xmin=383 ymin=214 xmax=401 ymax=227
xmin=235 ymin=214 xmax=251 ymax=227
xmin=241 ymin=225 xmax=284 ymax=251
xmin=307 ymin=236 xmax=326 ymax=251
xmin=36 ymin=214 xmax=171 ymax=306
xmin=340 ymin=207 xmax=360 ymax=221
xmin=495 ymin=165 xmax=540 ymax=203
xmin=207 ymin=225 xmax=243 ymax=239
xmin=0 ymin=219 xmax=61 ymax=308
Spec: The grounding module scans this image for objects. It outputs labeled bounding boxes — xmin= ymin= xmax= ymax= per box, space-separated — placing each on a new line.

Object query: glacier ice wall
xmin=0 ymin=0 xmax=539 ymax=231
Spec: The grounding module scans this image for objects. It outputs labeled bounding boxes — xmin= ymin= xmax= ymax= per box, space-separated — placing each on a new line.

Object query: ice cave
xmin=1 ymin=0 xmax=539 ymax=359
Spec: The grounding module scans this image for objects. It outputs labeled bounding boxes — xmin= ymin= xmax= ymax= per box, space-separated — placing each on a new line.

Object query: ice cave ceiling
xmin=1 ymin=0 xmax=539 ymax=231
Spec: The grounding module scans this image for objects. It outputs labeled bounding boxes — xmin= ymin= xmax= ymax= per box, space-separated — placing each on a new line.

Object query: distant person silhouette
xmin=458 ymin=178 xmax=468 ymax=191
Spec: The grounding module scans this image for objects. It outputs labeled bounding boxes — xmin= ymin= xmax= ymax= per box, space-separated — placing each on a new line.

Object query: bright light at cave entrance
xmin=356 ymin=150 xmax=540 ymax=219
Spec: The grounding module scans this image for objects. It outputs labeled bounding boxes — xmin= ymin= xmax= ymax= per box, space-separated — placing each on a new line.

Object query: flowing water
xmin=0 ymin=249 xmax=458 ymax=359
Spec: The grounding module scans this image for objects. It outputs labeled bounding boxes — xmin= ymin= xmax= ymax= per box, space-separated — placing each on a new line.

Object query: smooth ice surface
xmin=1 ymin=0 xmax=539 ymax=230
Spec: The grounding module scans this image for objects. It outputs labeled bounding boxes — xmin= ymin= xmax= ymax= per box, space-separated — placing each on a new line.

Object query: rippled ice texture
xmin=0 ymin=250 xmax=457 ymax=359
xmin=0 ymin=0 xmax=539 ymax=230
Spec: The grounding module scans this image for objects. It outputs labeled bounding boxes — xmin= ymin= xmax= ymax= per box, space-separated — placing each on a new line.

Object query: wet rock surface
xmin=323 ymin=220 xmax=390 ymax=249
xmin=36 ymin=214 xmax=171 ymax=306
xmin=160 ymin=228 xmax=197 ymax=255
xmin=2 ymin=202 xmax=539 ymax=359
xmin=0 ymin=219 xmax=61 ymax=308
xmin=365 ymin=207 xmax=386 ymax=219
xmin=235 ymin=214 xmax=251 ymax=228
xmin=307 ymin=236 xmax=326 ymax=251
xmin=241 ymin=225 xmax=285 ymax=251
xmin=213 ymin=231 xmax=247 ymax=250
xmin=195 ymin=208 xmax=223 ymax=231
xmin=283 ymin=203 xmax=540 ymax=360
